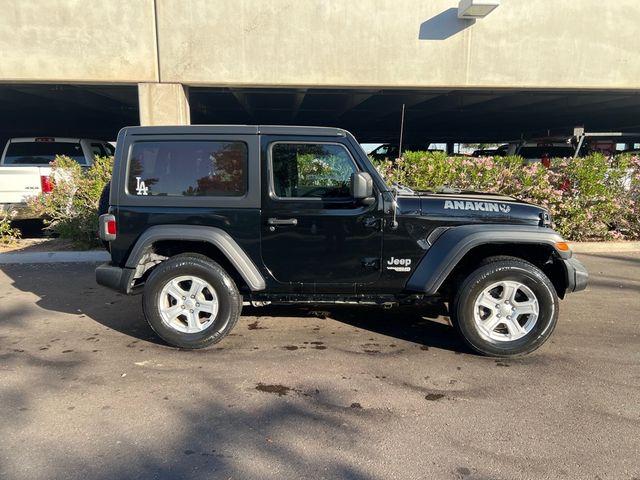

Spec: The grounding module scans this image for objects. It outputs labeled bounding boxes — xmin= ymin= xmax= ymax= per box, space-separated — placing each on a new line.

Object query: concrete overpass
xmin=1 ymin=0 xmax=639 ymax=143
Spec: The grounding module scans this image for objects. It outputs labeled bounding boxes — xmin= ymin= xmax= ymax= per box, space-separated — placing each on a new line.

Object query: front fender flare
xmin=405 ymin=224 xmax=569 ymax=295
xmin=125 ymin=225 xmax=266 ymax=291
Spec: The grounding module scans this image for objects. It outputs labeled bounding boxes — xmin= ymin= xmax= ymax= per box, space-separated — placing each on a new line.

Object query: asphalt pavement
xmin=0 ymin=252 xmax=638 ymax=480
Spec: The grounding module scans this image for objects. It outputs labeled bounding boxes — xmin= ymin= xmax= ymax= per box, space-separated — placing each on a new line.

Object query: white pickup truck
xmin=0 ymin=137 xmax=114 ymax=219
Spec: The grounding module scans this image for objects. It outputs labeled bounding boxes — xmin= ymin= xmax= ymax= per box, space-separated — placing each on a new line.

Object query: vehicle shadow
xmin=0 ymin=263 xmax=167 ymax=346
xmin=242 ymin=303 xmax=473 ymax=355
xmin=1 ymin=263 xmax=472 ymax=354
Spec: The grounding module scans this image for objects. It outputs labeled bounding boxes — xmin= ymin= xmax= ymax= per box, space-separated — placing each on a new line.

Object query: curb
xmin=0 ymin=251 xmax=110 ymax=264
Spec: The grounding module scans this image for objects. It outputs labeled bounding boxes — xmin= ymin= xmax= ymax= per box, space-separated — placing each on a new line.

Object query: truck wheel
xmin=142 ymin=255 xmax=242 ymax=349
xmin=451 ymin=257 xmax=559 ymax=357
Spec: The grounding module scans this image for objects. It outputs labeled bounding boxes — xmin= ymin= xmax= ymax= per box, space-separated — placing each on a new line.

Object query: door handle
xmin=267 ymin=217 xmax=298 ymax=226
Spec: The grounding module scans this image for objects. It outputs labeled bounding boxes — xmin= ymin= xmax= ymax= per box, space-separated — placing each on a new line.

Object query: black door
xmin=260 ymin=138 xmax=383 ymax=291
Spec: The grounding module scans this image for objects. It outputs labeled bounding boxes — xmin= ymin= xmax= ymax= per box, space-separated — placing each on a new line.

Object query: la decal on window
xmin=135 ymin=177 xmax=149 ymax=196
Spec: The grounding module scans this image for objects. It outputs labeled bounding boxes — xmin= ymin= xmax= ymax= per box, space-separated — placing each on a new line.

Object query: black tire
xmin=142 ymin=255 xmax=242 ymax=349
xmin=451 ymin=257 xmax=559 ymax=357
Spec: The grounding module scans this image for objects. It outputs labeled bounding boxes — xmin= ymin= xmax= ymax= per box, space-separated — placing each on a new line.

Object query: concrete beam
xmin=0 ymin=0 xmax=157 ymax=83
xmin=155 ymin=0 xmax=640 ymax=90
xmin=138 ymin=83 xmax=190 ymax=126
xmin=1 ymin=1 xmax=639 ymax=91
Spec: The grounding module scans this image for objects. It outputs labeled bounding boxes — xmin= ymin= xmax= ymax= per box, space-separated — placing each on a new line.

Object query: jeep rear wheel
xmin=142 ymin=255 xmax=242 ymax=349
xmin=451 ymin=257 xmax=559 ymax=357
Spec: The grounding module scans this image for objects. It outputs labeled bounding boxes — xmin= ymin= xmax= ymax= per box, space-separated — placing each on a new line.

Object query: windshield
xmin=3 ymin=141 xmax=86 ymax=165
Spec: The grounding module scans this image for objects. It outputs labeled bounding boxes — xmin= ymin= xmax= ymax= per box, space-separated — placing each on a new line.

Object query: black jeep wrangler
xmin=96 ymin=125 xmax=587 ymax=357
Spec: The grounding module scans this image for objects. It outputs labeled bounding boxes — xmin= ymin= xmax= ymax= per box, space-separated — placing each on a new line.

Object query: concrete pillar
xmin=138 ymin=83 xmax=190 ymax=126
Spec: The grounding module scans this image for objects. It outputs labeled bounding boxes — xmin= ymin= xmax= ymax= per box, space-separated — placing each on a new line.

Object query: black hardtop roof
xmin=120 ymin=125 xmax=348 ymax=137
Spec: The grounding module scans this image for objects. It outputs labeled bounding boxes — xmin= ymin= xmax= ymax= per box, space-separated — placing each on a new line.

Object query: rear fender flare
xmin=125 ymin=225 xmax=266 ymax=291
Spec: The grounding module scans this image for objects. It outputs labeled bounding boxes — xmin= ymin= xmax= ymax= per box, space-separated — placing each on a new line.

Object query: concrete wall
xmin=1 ymin=0 xmax=639 ymax=89
xmin=0 ymin=0 xmax=157 ymax=83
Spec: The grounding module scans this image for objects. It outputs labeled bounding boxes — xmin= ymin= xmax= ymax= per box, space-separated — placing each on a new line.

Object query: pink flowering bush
xmin=28 ymin=155 xmax=113 ymax=247
xmin=0 ymin=206 xmax=21 ymax=244
xmin=373 ymin=151 xmax=640 ymax=241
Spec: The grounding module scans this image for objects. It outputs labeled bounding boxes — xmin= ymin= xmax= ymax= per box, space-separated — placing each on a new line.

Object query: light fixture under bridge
xmin=458 ymin=0 xmax=500 ymax=19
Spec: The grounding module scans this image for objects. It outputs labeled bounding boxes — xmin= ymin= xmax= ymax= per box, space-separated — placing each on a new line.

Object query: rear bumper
xmin=1 ymin=203 xmax=38 ymax=220
xmin=563 ymin=257 xmax=588 ymax=293
xmin=95 ymin=263 xmax=136 ymax=294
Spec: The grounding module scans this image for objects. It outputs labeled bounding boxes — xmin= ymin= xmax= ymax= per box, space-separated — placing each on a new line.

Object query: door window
xmin=270 ymin=143 xmax=356 ymax=199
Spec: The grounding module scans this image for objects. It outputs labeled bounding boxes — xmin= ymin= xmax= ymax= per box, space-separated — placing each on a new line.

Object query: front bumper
xmin=563 ymin=257 xmax=588 ymax=293
xmin=95 ymin=263 xmax=136 ymax=294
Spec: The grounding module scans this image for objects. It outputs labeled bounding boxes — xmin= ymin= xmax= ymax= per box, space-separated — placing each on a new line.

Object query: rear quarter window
xmin=127 ymin=141 xmax=248 ymax=197
xmin=3 ymin=141 xmax=86 ymax=165
xmin=90 ymin=142 xmax=112 ymax=157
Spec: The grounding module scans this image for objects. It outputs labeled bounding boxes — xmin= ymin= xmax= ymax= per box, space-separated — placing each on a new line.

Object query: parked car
xmin=505 ymin=140 xmax=576 ymax=166
xmin=471 ymin=148 xmax=503 ymax=157
xmin=368 ymin=143 xmax=435 ymax=161
xmin=0 ymin=137 xmax=114 ymax=219
xmin=96 ymin=125 xmax=587 ymax=357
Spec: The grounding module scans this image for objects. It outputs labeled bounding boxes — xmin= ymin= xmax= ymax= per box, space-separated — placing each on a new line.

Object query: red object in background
xmin=560 ymin=179 xmax=571 ymax=191
xmin=40 ymin=175 xmax=53 ymax=193
xmin=541 ymin=154 xmax=551 ymax=168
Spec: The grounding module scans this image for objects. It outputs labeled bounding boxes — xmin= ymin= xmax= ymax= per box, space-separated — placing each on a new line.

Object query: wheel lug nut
xmin=182 ymin=296 xmax=186 ymax=300
xmin=507 ymin=315 xmax=511 ymax=320
xmin=191 ymin=295 xmax=195 ymax=299
xmin=190 ymin=309 xmax=194 ymax=313
xmin=196 ymin=303 xmax=200 ymax=307
xmin=181 ymin=305 xmax=185 ymax=309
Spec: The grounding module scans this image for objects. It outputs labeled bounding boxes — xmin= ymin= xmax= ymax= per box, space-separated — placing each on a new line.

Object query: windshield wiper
xmin=390 ymin=182 xmax=415 ymax=195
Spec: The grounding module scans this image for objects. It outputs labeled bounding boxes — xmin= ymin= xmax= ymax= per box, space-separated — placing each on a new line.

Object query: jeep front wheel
xmin=142 ymin=255 xmax=242 ymax=349
xmin=451 ymin=257 xmax=559 ymax=357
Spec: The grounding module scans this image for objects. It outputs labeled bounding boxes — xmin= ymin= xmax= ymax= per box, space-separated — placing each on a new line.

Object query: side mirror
xmin=350 ymin=172 xmax=374 ymax=204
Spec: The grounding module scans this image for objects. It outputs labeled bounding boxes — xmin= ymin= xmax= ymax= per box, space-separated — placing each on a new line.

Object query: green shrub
xmin=28 ymin=155 xmax=113 ymax=248
xmin=372 ymin=151 xmax=640 ymax=241
xmin=0 ymin=206 xmax=22 ymax=245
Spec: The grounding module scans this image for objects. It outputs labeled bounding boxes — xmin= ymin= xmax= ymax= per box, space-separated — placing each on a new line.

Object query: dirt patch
xmin=255 ymin=383 xmax=292 ymax=397
xmin=425 ymin=393 xmax=446 ymax=401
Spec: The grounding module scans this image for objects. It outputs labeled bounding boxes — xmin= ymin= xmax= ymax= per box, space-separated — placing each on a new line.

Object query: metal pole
xmin=398 ymin=103 xmax=405 ymax=158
